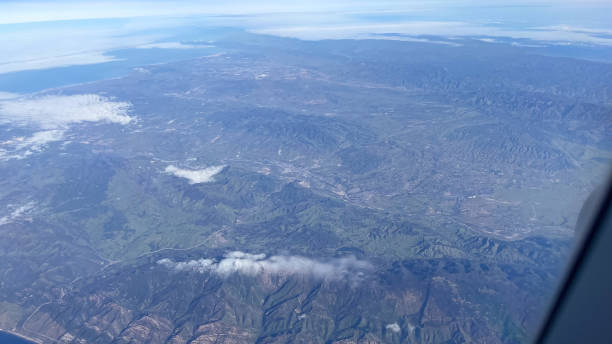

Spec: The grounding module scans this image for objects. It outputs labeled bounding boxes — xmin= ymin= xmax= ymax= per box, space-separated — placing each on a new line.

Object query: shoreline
xmin=0 ymin=329 xmax=41 ymax=344
xmin=0 ymin=49 xmax=223 ymax=96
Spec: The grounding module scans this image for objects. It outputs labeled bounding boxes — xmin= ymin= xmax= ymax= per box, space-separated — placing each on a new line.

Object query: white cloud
xmin=19 ymin=130 xmax=64 ymax=149
xmin=136 ymin=42 xmax=214 ymax=49
xmin=0 ymin=130 xmax=64 ymax=161
xmin=165 ymin=165 xmax=225 ymax=184
xmin=253 ymin=21 xmax=612 ymax=45
xmin=158 ymin=251 xmax=372 ymax=282
xmin=0 ymin=19 xmax=164 ymax=74
xmin=0 ymin=94 xmax=132 ymax=160
xmin=366 ymin=34 xmax=463 ymax=46
xmin=511 ymin=42 xmax=547 ymax=48
xmin=0 ymin=52 xmax=120 ymax=75
xmin=253 ymin=21 xmax=469 ymax=40
xmin=2 ymin=1 xmax=606 ymax=26
xmin=0 ymin=94 xmax=133 ymax=129
xmin=1 ymin=1 xmax=612 ymax=74
xmin=533 ymin=25 xmax=612 ymax=35
xmin=386 ymin=323 xmax=401 ymax=333
xmin=0 ymin=92 xmax=20 ymax=100
xmin=0 ymin=201 xmax=36 ymax=225
xmin=0 ymin=1 xmax=390 ymax=24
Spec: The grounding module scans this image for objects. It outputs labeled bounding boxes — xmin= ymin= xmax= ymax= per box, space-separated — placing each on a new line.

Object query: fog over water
xmin=1 ymin=0 xmax=611 ymax=82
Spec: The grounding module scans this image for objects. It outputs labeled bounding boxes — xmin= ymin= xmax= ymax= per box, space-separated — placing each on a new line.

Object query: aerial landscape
xmin=0 ymin=1 xmax=611 ymax=343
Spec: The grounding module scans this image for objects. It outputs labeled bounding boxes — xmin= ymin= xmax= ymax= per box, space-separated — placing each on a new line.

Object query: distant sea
xmin=0 ymin=331 xmax=35 ymax=344
xmin=0 ymin=45 xmax=220 ymax=94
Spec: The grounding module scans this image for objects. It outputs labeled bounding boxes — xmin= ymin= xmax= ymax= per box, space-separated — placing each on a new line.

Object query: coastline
xmin=0 ymin=329 xmax=40 ymax=344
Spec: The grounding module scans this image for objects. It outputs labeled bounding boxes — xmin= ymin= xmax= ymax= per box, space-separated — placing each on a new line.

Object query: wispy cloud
xmin=0 ymin=1 xmax=385 ymax=24
xmin=2 ymin=1 xmax=607 ymax=26
xmin=0 ymin=94 xmax=133 ymax=129
xmin=0 ymin=201 xmax=36 ymax=225
xmin=0 ymin=19 xmax=165 ymax=74
xmin=136 ymin=42 xmax=214 ymax=49
xmin=0 ymin=94 xmax=133 ymax=160
xmin=0 ymin=130 xmax=65 ymax=161
xmin=1 ymin=1 xmax=611 ymax=74
xmin=0 ymin=92 xmax=20 ymax=100
xmin=254 ymin=21 xmax=612 ymax=45
xmin=0 ymin=52 xmax=119 ymax=75
xmin=158 ymin=251 xmax=372 ymax=283
xmin=165 ymin=165 xmax=225 ymax=184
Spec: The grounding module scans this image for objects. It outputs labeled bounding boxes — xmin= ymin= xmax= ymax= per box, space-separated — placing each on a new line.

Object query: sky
xmin=1 ymin=1 xmax=612 ymax=75
xmin=1 ymin=1 xmax=611 ymax=25
xmin=0 ymin=1 xmax=507 ymax=24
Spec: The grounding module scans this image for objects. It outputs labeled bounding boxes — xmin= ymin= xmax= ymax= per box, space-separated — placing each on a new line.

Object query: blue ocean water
xmin=0 ymin=331 xmax=35 ymax=344
xmin=0 ymin=45 xmax=220 ymax=94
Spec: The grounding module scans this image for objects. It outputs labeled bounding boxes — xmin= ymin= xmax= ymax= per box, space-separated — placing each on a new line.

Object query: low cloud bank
xmin=158 ymin=251 xmax=372 ymax=282
xmin=137 ymin=42 xmax=213 ymax=49
xmin=0 ymin=52 xmax=118 ymax=74
xmin=0 ymin=94 xmax=132 ymax=159
xmin=0 ymin=92 xmax=19 ymax=100
xmin=254 ymin=22 xmax=612 ymax=46
xmin=0 ymin=94 xmax=133 ymax=129
xmin=165 ymin=165 xmax=225 ymax=184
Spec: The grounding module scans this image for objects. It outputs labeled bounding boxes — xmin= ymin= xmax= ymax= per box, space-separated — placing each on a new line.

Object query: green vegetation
xmin=0 ymin=31 xmax=609 ymax=343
